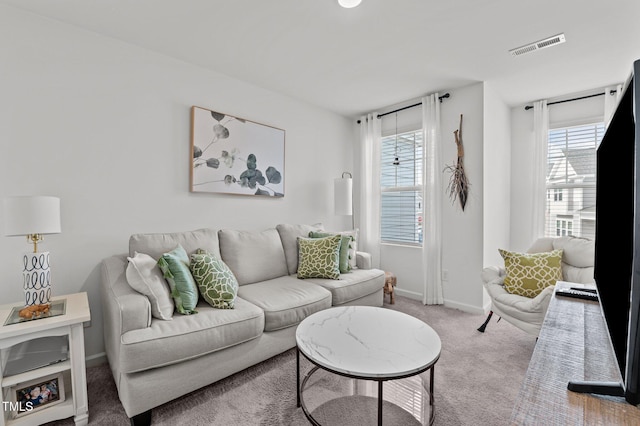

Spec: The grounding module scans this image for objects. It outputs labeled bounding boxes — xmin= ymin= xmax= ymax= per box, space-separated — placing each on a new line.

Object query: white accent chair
xmin=478 ymin=236 xmax=595 ymax=337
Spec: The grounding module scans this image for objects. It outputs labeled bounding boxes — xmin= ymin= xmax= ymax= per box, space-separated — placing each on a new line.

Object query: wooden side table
xmin=0 ymin=292 xmax=91 ymax=426
xmin=384 ymin=271 xmax=397 ymax=304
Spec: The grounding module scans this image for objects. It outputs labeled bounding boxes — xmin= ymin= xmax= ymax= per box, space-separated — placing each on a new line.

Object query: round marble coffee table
xmin=296 ymin=306 xmax=441 ymax=425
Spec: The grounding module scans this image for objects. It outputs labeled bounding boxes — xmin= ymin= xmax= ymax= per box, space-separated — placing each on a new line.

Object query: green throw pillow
xmin=190 ymin=249 xmax=238 ymax=309
xmin=499 ymin=249 xmax=564 ymax=298
xmin=297 ymin=235 xmax=342 ymax=280
xmin=308 ymin=231 xmax=353 ymax=273
xmin=157 ymin=245 xmax=199 ymax=314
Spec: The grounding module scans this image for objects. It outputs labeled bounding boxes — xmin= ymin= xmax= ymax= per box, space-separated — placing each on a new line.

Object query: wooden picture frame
xmin=190 ymin=106 xmax=285 ymax=197
xmin=10 ymin=372 xmax=65 ymax=418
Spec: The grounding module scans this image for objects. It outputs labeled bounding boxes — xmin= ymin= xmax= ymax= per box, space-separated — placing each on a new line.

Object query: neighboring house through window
xmin=380 ymin=129 xmax=424 ymax=246
xmin=545 ymin=122 xmax=605 ymax=239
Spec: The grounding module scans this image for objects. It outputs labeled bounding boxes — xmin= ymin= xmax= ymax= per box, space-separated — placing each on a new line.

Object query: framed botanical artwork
xmin=10 ymin=372 xmax=65 ymax=418
xmin=190 ymin=106 xmax=285 ymax=197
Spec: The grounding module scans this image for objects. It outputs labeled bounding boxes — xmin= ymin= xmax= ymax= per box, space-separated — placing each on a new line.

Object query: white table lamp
xmin=3 ymin=196 xmax=61 ymax=306
xmin=334 ymin=172 xmax=353 ymax=216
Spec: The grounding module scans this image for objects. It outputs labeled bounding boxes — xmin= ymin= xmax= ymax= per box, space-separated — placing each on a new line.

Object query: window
xmin=545 ymin=122 xmax=604 ymax=239
xmin=380 ymin=129 xmax=423 ymax=245
xmin=556 ymin=219 xmax=573 ymax=236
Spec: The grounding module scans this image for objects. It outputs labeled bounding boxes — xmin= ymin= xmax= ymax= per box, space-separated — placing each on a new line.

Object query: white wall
xmin=0 ymin=5 xmax=355 ymax=359
xmin=510 ymin=91 xmax=605 ymax=250
xmin=440 ymin=83 xmax=485 ymax=313
xmin=376 ymin=83 xmax=486 ymax=314
xmin=482 ymin=83 xmax=511 ymax=308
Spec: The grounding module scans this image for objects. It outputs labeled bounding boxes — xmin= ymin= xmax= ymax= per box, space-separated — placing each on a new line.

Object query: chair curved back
xmin=527 ymin=236 xmax=594 ymax=284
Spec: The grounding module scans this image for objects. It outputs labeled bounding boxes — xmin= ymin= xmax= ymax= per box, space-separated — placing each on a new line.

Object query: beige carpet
xmin=48 ymin=296 xmax=535 ymax=425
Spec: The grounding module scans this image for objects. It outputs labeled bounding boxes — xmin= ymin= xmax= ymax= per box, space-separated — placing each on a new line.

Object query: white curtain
xmin=355 ymin=113 xmax=381 ymax=268
xmin=531 ymin=100 xmax=549 ymax=242
xmin=422 ymin=94 xmax=444 ymax=305
xmin=604 ymin=84 xmax=624 ymax=128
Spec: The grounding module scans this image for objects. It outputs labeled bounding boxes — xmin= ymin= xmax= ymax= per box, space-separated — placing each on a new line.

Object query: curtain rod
xmin=357 ymin=93 xmax=450 ymax=123
xmin=524 ymin=90 xmax=617 ymax=111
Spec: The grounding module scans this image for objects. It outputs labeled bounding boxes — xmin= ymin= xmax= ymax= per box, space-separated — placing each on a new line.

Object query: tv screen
xmin=589 ymin=59 xmax=640 ymax=404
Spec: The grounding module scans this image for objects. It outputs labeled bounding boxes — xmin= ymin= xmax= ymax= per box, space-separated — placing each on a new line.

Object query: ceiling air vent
xmin=509 ymin=33 xmax=566 ymax=57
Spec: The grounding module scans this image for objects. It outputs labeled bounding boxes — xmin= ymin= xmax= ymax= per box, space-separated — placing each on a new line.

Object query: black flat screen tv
xmin=568 ymin=59 xmax=640 ymax=405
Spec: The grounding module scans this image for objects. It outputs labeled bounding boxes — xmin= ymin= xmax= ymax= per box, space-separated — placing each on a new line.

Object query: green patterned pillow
xmin=157 ymin=245 xmax=199 ymax=315
xmin=190 ymin=249 xmax=238 ymax=309
xmin=297 ymin=235 xmax=342 ymax=280
xmin=308 ymin=231 xmax=353 ymax=273
xmin=499 ymin=249 xmax=564 ymax=298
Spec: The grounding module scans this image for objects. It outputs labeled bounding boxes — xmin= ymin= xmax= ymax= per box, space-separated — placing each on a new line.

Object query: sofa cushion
xmin=276 ymin=223 xmax=324 ymax=275
xmin=119 ymin=297 xmax=264 ymax=373
xmin=306 ymin=268 xmax=385 ymax=305
xmin=499 ymin=249 xmax=563 ymax=298
xmin=297 ymin=235 xmax=342 ymax=280
xmin=309 ymin=231 xmax=352 ymax=273
xmin=190 ymin=250 xmax=238 ymax=309
xmin=157 ymin=245 xmax=199 ymax=315
xmin=485 ymin=282 xmax=547 ymax=316
xmin=129 ymin=228 xmax=220 ymax=260
xmin=219 ymin=228 xmax=289 ymax=285
xmin=237 ymin=276 xmax=332 ymax=331
xmin=126 ymin=252 xmax=174 ymax=320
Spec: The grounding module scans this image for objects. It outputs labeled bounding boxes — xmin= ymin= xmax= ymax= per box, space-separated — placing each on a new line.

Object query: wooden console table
xmin=511 ymin=281 xmax=640 ymax=424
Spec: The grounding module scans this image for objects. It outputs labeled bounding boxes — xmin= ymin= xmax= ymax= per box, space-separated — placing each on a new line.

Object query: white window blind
xmin=380 ymin=130 xmax=423 ymax=245
xmin=545 ymin=122 xmax=604 ymax=239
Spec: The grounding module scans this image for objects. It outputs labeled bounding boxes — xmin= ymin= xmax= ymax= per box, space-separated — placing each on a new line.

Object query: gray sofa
xmin=100 ymin=223 xmax=385 ymax=424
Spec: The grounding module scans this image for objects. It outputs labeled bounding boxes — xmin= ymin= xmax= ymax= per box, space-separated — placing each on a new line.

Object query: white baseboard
xmin=443 ymin=299 xmax=486 ymax=315
xmin=394 ymin=289 xmax=486 ymax=315
xmin=394 ymin=288 xmax=422 ymax=301
xmin=86 ymin=352 xmax=107 ymax=368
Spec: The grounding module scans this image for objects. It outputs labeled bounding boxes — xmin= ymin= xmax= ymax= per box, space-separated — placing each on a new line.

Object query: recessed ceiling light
xmin=338 ymin=0 xmax=362 ymax=8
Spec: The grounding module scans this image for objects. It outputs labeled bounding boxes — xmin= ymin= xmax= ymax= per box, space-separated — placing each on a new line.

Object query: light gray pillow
xmin=126 ymin=252 xmax=174 ymax=320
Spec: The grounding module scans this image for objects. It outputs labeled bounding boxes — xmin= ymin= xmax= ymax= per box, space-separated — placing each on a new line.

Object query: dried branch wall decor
xmin=444 ymin=114 xmax=470 ymax=210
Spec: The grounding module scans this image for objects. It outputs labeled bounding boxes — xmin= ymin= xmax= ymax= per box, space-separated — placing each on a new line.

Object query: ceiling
xmin=3 ymin=0 xmax=640 ymax=117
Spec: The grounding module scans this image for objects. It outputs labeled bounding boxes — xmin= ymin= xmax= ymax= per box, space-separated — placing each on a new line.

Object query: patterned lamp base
xmin=23 ymin=251 xmax=52 ymax=306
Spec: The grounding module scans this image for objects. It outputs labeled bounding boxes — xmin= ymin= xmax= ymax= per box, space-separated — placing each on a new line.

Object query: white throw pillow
xmin=334 ymin=229 xmax=358 ymax=269
xmin=126 ymin=252 xmax=174 ymax=320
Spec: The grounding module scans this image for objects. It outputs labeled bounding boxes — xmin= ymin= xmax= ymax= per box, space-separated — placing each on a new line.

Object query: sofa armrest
xmin=356 ymin=251 xmax=372 ymax=269
xmin=482 ymin=266 xmax=506 ymax=284
xmin=101 ymin=255 xmax=151 ymax=337
xmin=530 ymin=285 xmax=556 ymax=313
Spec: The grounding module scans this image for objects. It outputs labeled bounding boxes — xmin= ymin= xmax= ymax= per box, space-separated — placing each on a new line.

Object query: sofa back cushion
xmin=276 ymin=223 xmax=324 ymax=275
xmin=129 ymin=228 xmax=220 ymax=260
xmin=528 ymin=235 xmax=595 ymax=284
xmin=218 ymin=228 xmax=289 ymax=285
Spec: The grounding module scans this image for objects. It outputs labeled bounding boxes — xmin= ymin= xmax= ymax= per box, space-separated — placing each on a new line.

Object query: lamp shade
xmin=3 ymin=196 xmax=61 ymax=236
xmin=334 ymin=174 xmax=353 ymax=216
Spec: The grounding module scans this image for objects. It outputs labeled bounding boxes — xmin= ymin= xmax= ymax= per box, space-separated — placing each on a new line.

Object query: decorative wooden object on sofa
xmin=384 ymin=271 xmax=397 ymax=304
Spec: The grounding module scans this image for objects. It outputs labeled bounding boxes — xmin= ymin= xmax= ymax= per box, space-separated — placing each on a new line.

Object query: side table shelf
xmin=0 ymin=293 xmax=90 ymax=426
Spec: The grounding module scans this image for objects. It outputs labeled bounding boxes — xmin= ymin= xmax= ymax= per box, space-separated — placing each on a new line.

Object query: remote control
xmin=570 ymin=287 xmax=597 ymax=294
xmin=556 ymin=287 xmax=599 ymax=302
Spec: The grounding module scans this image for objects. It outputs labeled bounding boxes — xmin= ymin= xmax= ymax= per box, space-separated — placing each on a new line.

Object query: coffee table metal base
xmin=297 ymin=348 xmax=435 ymax=426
